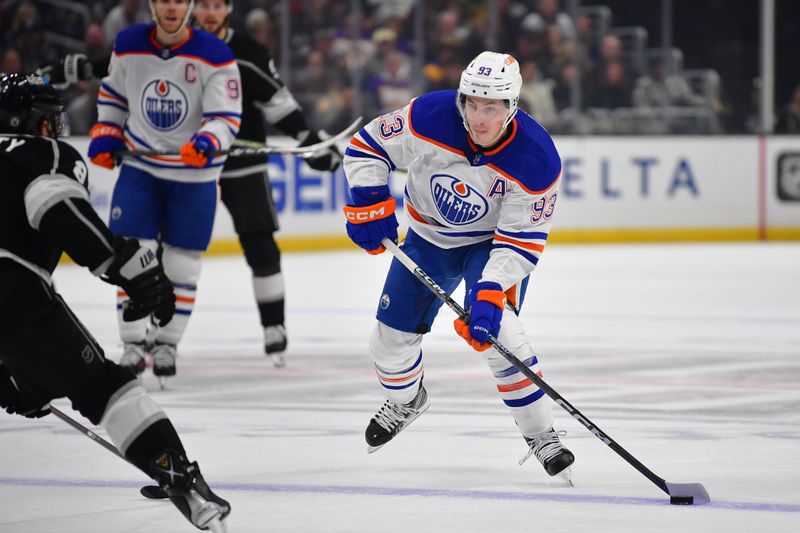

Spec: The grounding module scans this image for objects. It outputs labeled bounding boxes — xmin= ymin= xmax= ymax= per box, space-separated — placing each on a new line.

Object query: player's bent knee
xmin=99 ymin=378 xmax=167 ymax=455
xmin=162 ymin=244 xmax=202 ymax=284
xmin=69 ymin=360 xmax=137 ymax=425
xmin=240 ymin=232 xmax=281 ymax=276
xmin=483 ymin=310 xmax=533 ymax=364
xmin=369 ymin=321 xmax=423 ymax=368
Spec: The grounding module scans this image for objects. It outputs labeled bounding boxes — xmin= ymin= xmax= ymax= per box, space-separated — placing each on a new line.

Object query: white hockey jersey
xmin=343 ymin=90 xmax=562 ymax=291
xmin=97 ymin=24 xmax=242 ymax=183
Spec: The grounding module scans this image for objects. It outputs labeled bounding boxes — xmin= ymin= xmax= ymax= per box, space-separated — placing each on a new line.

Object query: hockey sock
xmin=370 ymin=322 xmax=424 ymax=404
xmin=483 ymin=310 xmax=553 ymax=435
xmin=155 ymin=244 xmax=201 ymax=346
xmin=253 ymin=272 xmax=285 ymax=326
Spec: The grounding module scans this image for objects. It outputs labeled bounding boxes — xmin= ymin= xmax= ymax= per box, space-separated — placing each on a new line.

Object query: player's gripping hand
xmin=454 ymin=281 xmax=506 ymax=351
xmin=88 ymin=123 xmax=125 ymax=169
xmin=0 ymin=364 xmax=50 ymax=419
xmin=301 ymin=130 xmax=342 ymax=172
xmin=179 ymin=133 xmax=218 ymax=168
xmin=342 ymin=185 xmax=398 ymax=254
xmin=36 ymin=53 xmax=93 ymax=90
xmin=102 ymin=236 xmax=176 ymax=326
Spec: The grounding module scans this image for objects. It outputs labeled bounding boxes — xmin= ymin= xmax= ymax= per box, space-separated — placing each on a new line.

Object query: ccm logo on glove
xmin=344 ymin=197 xmax=396 ymax=222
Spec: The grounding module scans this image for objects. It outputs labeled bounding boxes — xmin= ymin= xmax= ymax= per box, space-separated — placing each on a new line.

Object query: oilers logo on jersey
xmin=141 ymin=79 xmax=188 ymax=131
xmin=430 ymin=174 xmax=488 ymax=226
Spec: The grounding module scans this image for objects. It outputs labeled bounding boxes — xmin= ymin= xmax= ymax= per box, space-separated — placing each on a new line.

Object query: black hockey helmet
xmin=0 ymin=73 xmax=68 ymax=138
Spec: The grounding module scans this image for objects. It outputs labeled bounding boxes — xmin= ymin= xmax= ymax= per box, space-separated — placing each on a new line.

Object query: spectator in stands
xmin=586 ymin=60 xmax=632 ymax=109
xmin=85 ymin=23 xmax=106 ymax=64
xmin=520 ymin=0 xmax=576 ymax=43
xmin=519 ymin=60 xmax=558 ymax=131
xmin=245 ymin=8 xmax=275 ymax=51
xmin=552 ymin=61 xmax=578 ymax=110
xmin=633 ymin=58 xmax=707 ymax=109
xmin=365 ymin=27 xmax=410 ymax=83
xmin=1 ymin=48 xmax=22 ymax=74
xmin=426 ymin=8 xmax=481 ymax=64
xmin=368 ymin=50 xmax=414 ymax=115
xmin=776 ymin=84 xmax=800 ymax=133
xmin=66 ymin=79 xmax=100 ymax=135
xmin=102 ymin=0 xmax=149 ymax=50
xmin=9 ymin=2 xmax=57 ymax=73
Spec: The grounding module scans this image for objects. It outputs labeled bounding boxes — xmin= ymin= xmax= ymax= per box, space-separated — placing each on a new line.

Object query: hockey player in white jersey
xmin=342 ymin=51 xmax=574 ymax=479
xmin=88 ymin=0 xmax=242 ymax=382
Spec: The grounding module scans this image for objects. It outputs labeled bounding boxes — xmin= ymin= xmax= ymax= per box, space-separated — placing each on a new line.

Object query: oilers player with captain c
xmin=343 ymin=51 xmax=574 ymax=479
xmin=87 ymin=0 xmax=242 ymax=382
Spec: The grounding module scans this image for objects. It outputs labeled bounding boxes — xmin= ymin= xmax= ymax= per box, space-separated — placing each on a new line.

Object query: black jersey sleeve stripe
xmin=24 ymin=174 xmax=90 ymax=230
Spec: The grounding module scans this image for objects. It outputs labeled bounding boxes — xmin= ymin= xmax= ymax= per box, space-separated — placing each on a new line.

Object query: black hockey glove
xmin=0 ymin=365 xmax=50 ymax=419
xmin=102 ymin=236 xmax=176 ymax=326
xmin=36 ymin=53 xmax=94 ymax=90
xmin=300 ymin=130 xmax=342 ymax=172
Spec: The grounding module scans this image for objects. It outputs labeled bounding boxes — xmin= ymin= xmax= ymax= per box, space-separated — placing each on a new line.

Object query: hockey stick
xmin=114 ymin=117 xmax=362 ymax=159
xmin=49 ymin=405 xmax=126 ymax=460
xmin=381 ymin=238 xmax=711 ymax=505
xmin=49 ymin=405 xmax=170 ymax=500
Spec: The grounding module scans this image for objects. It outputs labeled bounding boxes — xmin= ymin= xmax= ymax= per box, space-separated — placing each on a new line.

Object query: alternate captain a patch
xmin=140 ymin=79 xmax=189 ymax=131
xmin=429 ymin=174 xmax=488 ymax=226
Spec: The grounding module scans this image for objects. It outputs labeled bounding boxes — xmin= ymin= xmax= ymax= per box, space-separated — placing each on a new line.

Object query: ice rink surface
xmin=1 ymin=242 xmax=798 ymax=532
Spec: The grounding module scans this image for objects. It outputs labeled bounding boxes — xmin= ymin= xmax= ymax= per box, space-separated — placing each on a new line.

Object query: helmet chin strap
xmin=150 ymin=1 xmax=194 ymax=37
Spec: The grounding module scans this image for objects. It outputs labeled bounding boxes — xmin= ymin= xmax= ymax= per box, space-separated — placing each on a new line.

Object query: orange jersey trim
xmin=493 ymin=234 xmax=546 ymax=252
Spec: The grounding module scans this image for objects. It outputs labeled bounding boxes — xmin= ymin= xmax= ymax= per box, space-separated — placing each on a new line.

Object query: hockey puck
xmin=140 ymin=485 xmax=169 ymax=499
xmin=670 ymin=495 xmax=694 ymax=505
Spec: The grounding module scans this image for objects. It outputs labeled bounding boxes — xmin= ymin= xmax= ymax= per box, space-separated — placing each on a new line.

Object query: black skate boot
xmin=520 ymin=428 xmax=575 ymax=481
xmin=365 ymin=384 xmax=430 ymax=453
xmin=120 ymin=342 xmax=147 ymax=375
xmin=152 ymin=343 xmax=177 ymax=389
xmin=263 ymin=324 xmax=287 ymax=368
xmin=149 ymin=449 xmax=230 ymax=532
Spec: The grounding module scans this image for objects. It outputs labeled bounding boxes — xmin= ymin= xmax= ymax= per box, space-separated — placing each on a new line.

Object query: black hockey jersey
xmin=220 ymin=30 xmax=309 ymax=175
xmin=0 ymin=134 xmax=114 ymax=283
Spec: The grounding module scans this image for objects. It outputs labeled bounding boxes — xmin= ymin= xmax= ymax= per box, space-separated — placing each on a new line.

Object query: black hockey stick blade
xmin=141 ymin=485 xmax=169 ymax=500
xmin=115 ymin=117 xmax=362 ymax=159
xmin=665 ymin=482 xmax=711 ymax=504
xmin=381 ymin=238 xmax=711 ymax=505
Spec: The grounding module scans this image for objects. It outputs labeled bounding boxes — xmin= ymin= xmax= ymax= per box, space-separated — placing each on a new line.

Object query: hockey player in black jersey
xmin=39 ymin=0 xmax=342 ymax=368
xmin=0 ymin=73 xmax=230 ymax=532
xmin=192 ymin=0 xmax=342 ymax=367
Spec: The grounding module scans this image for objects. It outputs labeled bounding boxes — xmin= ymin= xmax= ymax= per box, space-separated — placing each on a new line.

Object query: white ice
xmin=1 ymin=243 xmax=799 ymax=532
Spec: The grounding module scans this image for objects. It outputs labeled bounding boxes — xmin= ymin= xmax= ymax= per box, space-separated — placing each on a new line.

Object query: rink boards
xmin=66 ymin=135 xmax=800 ymax=252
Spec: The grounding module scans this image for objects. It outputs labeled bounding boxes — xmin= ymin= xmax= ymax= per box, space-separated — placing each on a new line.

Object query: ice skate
xmin=150 ymin=449 xmax=230 ymax=532
xmin=152 ymin=343 xmax=177 ymax=389
xmin=120 ymin=342 xmax=147 ymax=375
xmin=365 ymin=384 xmax=429 ymax=453
xmin=520 ymin=427 xmax=575 ymax=485
xmin=263 ymin=324 xmax=287 ymax=367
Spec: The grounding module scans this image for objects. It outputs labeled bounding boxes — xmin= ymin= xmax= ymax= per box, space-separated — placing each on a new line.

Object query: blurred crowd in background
xmin=2 ymin=0 xmax=800 ymax=136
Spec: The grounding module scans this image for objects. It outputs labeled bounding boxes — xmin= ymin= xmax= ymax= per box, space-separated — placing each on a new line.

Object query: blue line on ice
xmin=1 ymin=477 xmax=798 ymax=513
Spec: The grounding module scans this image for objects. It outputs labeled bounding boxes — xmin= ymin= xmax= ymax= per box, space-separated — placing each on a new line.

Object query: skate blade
xmin=557 ymin=466 xmax=574 ymax=487
xmin=366 ymin=443 xmax=384 ymax=454
xmin=205 ymin=517 xmax=227 ymax=533
xmin=269 ymin=352 xmax=286 ymax=368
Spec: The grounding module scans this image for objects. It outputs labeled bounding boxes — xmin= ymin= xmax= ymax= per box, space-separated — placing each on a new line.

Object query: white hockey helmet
xmin=457 ymin=51 xmax=522 ymax=132
xmin=150 ymin=0 xmax=196 ymax=35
